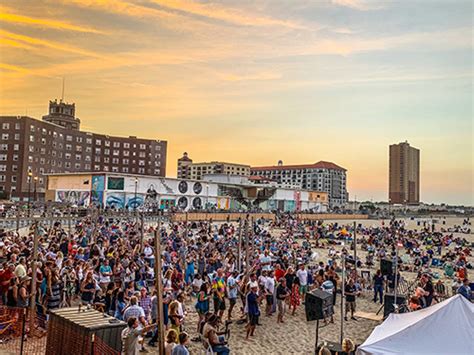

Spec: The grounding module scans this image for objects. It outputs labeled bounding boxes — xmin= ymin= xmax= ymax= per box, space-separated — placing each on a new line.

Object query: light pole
xmin=27 ymin=171 xmax=32 ymax=217
xmin=134 ymin=177 xmax=138 ymax=212
xmin=33 ymin=176 xmax=38 ymax=203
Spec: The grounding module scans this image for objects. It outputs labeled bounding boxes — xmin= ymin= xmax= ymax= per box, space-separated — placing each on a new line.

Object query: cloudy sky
xmin=0 ymin=0 xmax=472 ymax=205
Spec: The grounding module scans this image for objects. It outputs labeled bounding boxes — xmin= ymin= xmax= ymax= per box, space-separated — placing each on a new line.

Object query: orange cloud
xmin=151 ymin=0 xmax=309 ymax=29
xmin=0 ymin=30 xmax=104 ymax=58
xmin=0 ymin=8 xmax=105 ymax=33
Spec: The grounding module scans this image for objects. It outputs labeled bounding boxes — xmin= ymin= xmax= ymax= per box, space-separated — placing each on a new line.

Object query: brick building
xmin=0 ymin=100 xmax=167 ymax=200
xmin=389 ymin=141 xmax=420 ymax=204
xmin=177 ymin=152 xmax=250 ymax=180
xmin=250 ymin=160 xmax=348 ymax=207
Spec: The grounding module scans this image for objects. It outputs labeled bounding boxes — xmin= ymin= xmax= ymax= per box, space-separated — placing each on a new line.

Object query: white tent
xmin=357 ymin=295 xmax=474 ymax=355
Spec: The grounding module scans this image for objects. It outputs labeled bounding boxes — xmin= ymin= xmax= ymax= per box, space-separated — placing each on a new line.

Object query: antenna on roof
xmin=61 ymin=77 xmax=65 ymax=101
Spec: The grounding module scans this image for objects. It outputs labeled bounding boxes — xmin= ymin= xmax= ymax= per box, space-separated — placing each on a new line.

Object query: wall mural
xmin=56 ymin=190 xmax=90 ymax=206
xmin=125 ymin=194 xmax=144 ymax=210
xmin=178 ymin=181 xmax=188 ymax=194
xmin=106 ymin=192 xmax=126 ymax=209
xmin=177 ymin=196 xmax=188 ymax=210
xmin=193 ymin=182 xmax=202 ymax=194
xmin=192 ymin=196 xmax=202 ymax=209
xmin=91 ymin=175 xmax=105 ymax=207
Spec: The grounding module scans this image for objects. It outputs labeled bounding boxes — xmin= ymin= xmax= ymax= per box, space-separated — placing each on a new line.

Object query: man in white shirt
xmin=259 ymin=250 xmax=272 ymax=272
xmin=265 ymin=270 xmax=275 ymax=316
xmin=296 ymin=264 xmax=308 ymax=298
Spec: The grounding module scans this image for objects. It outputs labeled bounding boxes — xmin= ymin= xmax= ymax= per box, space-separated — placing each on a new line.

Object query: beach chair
xmin=202 ymin=337 xmax=215 ymax=355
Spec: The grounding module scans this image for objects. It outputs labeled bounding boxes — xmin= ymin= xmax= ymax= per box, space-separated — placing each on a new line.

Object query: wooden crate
xmin=46 ymin=307 xmax=126 ymax=355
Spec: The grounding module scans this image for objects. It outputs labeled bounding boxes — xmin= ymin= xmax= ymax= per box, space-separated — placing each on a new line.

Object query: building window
xmin=30 ymin=125 xmax=35 ymax=132
xmin=123 ymin=151 xmax=129 ymax=156
xmin=66 ymin=135 xmax=72 ymax=142
xmin=66 ymin=144 xmax=72 ymax=151
xmin=0 ymin=154 xmax=6 ymax=161
xmin=139 ymin=144 xmax=146 ymax=150
xmin=15 ymin=123 xmax=20 ymax=130
xmin=122 ymin=167 xmax=129 ymax=173
xmin=76 ymin=137 xmax=83 ymax=143
xmin=1 ymin=123 xmax=9 ymax=130
xmin=85 ymin=146 xmax=92 ymax=153
xmin=0 ymin=144 xmax=7 ymax=151
xmin=85 ymin=164 xmax=91 ymax=170
xmin=139 ymin=152 xmax=146 ymax=158
xmin=103 ymin=166 xmax=109 ymax=172
xmin=104 ymin=157 xmax=109 ymax=163
xmin=105 ymin=140 xmax=110 ymax=147
xmin=94 ymin=165 xmax=100 ymax=171
xmin=65 ymin=162 xmax=71 ymax=168
xmin=65 ymin=153 xmax=71 ymax=159
xmin=123 ymin=159 xmax=129 ymax=164
xmin=112 ymin=166 xmax=119 ymax=172
xmin=75 ymin=154 xmax=81 ymax=160
xmin=76 ymin=145 xmax=82 ymax=152
xmin=0 ymin=165 xmax=5 ymax=172
xmin=112 ymin=158 xmax=119 ymax=164
xmin=1 ymin=134 xmax=8 ymax=140
xmin=113 ymin=150 xmax=119 ymax=156
xmin=11 ymin=176 xmax=16 ymax=182
xmin=123 ymin=143 xmax=130 ymax=148
xmin=75 ymin=163 xmax=81 ymax=169
xmin=95 ymin=156 xmax=100 ymax=162
xmin=95 ymin=148 xmax=101 ymax=155
xmin=113 ymin=142 xmax=120 ymax=148
xmin=85 ymin=155 xmax=91 ymax=162
xmin=138 ymin=160 xmax=145 ymax=166
xmin=0 ymin=175 xmax=5 ymax=182
xmin=86 ymin=138 xmax=92 ymax=144
xmin=104 ymin=149 xmax=110 ymax=155
xmin=154 ymin=169 xmax=160 ymax=175
xmin=12 ymin=165 xmax=17 ymax=172
xmin=138 ymin=168 xmax=145 ymax=173
xmin=95 ymin=139 xmax=101 ymax=145
xmin=29 ymin=135 xmax=34 ymax=142
xmin=12 ymin=154 xmax=18 ymax=161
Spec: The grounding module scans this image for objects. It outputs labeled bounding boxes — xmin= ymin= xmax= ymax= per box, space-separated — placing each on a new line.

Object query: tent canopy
xmin=357 ymin=295 xmax=474 ymax=355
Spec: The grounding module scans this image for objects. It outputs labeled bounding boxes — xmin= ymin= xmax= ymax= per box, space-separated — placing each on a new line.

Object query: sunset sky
xmin=0 ymin=0 xmax=472 ymax=205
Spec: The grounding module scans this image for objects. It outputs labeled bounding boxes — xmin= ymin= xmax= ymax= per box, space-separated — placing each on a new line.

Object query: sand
xmin=167 ymin=217 xmax=473 ymax=355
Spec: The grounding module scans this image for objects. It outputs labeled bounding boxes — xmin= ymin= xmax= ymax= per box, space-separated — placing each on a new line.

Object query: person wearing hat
xmin=17 ymin=275 xmax=31 ymax=308
xmin=245 ymin=281 xmax=261 ymax=340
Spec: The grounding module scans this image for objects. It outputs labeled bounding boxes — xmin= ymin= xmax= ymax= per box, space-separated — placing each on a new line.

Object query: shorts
xmin=346 ymin=301 xmax=356 ymax=312
xmin=277 ymin=299 xmax=286 ymax=315
xmin=266 ymin=295 xmax=274 ymax=305
xmin=229 ymin=298 xmax=237 ymax=307
xmin=299 ymin=285 xmax=308 ymax=294
xmin=214 ymin=297 xmax=226 ymax=311
xmin=249 ymin=314 xmax=259 ymax=326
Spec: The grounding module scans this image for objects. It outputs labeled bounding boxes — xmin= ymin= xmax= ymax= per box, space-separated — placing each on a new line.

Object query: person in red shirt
xmin=274 ymin=263 xmax=285 ymax=282
xmin=0 ymin=263 xmax=14 ymax=305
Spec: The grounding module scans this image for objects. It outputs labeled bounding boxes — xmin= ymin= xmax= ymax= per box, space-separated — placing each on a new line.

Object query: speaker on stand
xmin=305 ymin=289 xmax=334 ymax=354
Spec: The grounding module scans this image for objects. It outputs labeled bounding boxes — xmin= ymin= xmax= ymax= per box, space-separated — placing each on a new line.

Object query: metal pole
xmin=315 ymin=319 xmax=319 ymax=354
xmin=245 ymin=218 xmax=250 ymax=273
xmin=28 ymin=177 xmax=31 ymax=218
xmin=154 ymin=216 xmax=165 ymax=355
xmin=20 ymin=308 xmax=26 ymax=355
xmin=140 ymin=212 xmax=145 ymax=250
xmin=16 ymin=213 xmax=20 ymax=232
xmin=394 ymin=236 xmax=399 ymax=311
xmin=238 ymin=218 xmax=242 ymax=272
xmin=184 ymin=211 xmax=188 ymax=238
xmin=353 ymin=221 xmax=357 ymax=276
xmin=340 ymin=257 xmax=345 ymax=344
xmin=29 ymin=220 xmax=39 ymax=330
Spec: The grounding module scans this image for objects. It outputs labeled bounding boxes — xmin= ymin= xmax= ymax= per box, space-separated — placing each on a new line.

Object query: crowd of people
xmin=0 ymin=213 xmax=471 ymax=355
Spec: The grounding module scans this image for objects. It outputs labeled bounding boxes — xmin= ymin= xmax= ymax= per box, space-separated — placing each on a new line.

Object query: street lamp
xmin=27 ymin=171 xmax=33 ymax=217
xmin=33 ymin=176 xmax=38 ymax=203
xmin=134 ymin=177 xmax=138 ymax=213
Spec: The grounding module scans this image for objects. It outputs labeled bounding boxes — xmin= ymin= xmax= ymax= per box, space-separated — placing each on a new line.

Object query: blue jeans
xmin=212 ymin=345 xmax=230 ymax=355
xmin=374 ymin=284 xmax=383 ymax=303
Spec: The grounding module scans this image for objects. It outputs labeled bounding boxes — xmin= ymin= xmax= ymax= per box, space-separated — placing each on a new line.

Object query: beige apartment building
xmin=389 ymin=141 xmax=420 ymax=204
xmin=177 ymin=152 xmax=250 ymax=180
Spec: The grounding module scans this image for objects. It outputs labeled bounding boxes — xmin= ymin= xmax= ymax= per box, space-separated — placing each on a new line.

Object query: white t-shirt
xmin=265 ymin=277 xmax=275 ymax=294
xmin=296 ymin=269 xmax=308 ymax=286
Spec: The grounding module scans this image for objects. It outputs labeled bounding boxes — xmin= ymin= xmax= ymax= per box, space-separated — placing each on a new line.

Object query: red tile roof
xmin=251 ymin=161 xmax=346 ymax=171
